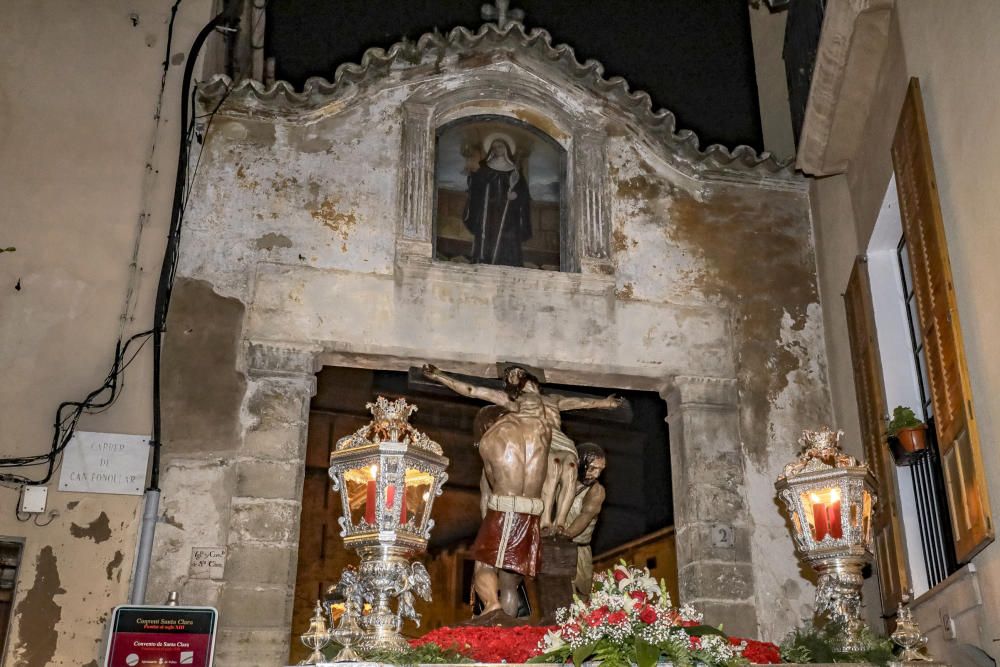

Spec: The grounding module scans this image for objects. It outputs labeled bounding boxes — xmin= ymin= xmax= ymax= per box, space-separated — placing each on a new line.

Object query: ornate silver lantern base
xmin=812 ymin=554 xmax=868 ymax=653
xmin=353 ymin=544 xmax=432 ymax=653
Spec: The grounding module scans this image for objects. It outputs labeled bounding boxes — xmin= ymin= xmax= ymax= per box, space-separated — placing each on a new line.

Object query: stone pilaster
xmin=213 ymin=342 xmax=319 ymax=665
xmin=664 ymin=375 xmax=759 ymax=637
xmin=572 ymin=130 xmax=613 ymax=274
xmin=398 ymin=101 xmax=435 ymax=242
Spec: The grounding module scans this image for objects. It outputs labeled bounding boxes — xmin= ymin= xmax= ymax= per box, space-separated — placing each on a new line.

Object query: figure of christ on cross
xmin=422 ymin=363 xmax=622 ymax=622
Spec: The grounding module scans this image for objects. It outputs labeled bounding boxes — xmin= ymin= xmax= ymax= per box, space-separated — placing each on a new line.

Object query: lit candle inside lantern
xmin=827 ymin=488 xmax=843 ymax=539
xmin=364 ymin=464 xmax=378 ymax=524
xmin=811 ymin=492 xmax=828 ymax=541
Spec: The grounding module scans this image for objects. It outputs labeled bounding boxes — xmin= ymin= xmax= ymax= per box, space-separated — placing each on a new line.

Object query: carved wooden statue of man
xmin=422 ymin=363 xmax=620 ymax=621
xmin=560 ymin=442 xmax=607 ymax=597
xmin=539 ymin=427 xmax=580 ymax=537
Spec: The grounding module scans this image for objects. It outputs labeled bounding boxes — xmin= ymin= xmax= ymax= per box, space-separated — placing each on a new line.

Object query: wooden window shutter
xmin=892 ymin=77 xmax=994 ymax=562
xmin=844 ymin=258 xmax=910 ymax=614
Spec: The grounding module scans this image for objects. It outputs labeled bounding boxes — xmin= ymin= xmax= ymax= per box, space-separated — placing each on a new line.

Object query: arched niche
xmin=434 ymin=114 xmax=567 ymax=270
xmin=397 ymin=70 xmax=612 ymax=275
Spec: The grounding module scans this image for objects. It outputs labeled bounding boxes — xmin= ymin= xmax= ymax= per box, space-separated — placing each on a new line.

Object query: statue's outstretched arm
xmin=563 ymin=484 xmax=606 ymax=539
xmin=422 ymin=364 xmax=513 ymax=409
xmin=555 ymin=393 xmax=623 ymax=412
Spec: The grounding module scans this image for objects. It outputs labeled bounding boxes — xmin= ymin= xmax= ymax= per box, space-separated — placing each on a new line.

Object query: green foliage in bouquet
xmin=529 ymin=562 xmax=749 ymax=667
xmin=779 ymin=620 xmax=894 ymax=665
xmin=324 ymin=642 xmax=474 ymax=664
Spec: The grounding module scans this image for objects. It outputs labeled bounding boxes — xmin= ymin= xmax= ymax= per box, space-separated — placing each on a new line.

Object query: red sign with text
xmin=105 ymin=605 xmax=217 ymax=666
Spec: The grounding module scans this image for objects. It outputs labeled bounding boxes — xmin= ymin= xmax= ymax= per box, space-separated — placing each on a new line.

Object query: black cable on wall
xmin=0 ymin=1 xmax=241 ymax=492
xmin=149 ymin=1 xmax=242 ymax=491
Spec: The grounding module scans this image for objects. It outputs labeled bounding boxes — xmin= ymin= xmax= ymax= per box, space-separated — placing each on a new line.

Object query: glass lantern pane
xmin=800 ymin=487 xmax=843 ymax=541
xmin=404 ymin=468 xmax=434 ymax=528
xmin=862 ymin=490 xmax=873 ymax=541
xmin=344 ymin=463 xmax=378 ymax=527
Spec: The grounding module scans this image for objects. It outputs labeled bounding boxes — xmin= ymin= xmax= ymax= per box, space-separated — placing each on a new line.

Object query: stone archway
xmin=206 ymin=343 xmax=756 ymax=662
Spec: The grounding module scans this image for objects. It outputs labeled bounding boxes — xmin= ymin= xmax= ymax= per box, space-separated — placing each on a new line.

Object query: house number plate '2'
xmin=712 ymin=524 xmax=735 ymax=548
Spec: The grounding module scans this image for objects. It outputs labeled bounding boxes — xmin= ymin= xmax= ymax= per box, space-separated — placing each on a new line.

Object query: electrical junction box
xmin=19 ymin=486 xmax=48 ymax=514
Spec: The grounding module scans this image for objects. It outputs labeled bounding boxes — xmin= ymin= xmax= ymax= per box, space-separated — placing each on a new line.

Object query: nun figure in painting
xmin=463 ymin=136 xmax=532 ymax=267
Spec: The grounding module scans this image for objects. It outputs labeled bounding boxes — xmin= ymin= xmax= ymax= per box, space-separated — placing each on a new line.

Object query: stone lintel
xmin=796 ymin=0 xmax=896 ymax=176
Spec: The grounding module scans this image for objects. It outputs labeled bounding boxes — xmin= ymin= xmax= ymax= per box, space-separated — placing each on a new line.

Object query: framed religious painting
xmin=434 ymin=116 xmax=565 ymax=270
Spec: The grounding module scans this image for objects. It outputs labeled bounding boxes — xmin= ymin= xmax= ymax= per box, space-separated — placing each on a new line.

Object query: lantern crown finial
xmin=780 ymin=426 xmax=862 ymax=479
xmin=366 ymin=396 xmax=418 ymax=442
xmin=799 ymin=426 xmax=843 ymax=450
xmin=335 ymin=396 xmax=444 ymax=455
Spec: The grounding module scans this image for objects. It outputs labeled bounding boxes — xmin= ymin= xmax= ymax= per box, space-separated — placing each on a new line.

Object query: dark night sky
xmin=265 ymin=0 xmax=764 ymax=151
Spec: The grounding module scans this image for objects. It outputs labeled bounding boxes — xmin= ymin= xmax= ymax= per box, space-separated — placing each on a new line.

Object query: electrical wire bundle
xmin=0 ymin=0 xmax=238 ymax=493
xmin=0 ymin=330 xmax=152 ymax=487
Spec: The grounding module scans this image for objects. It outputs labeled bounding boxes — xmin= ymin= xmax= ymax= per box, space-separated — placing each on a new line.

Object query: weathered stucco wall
xmin=0 ymin=2 xmax=216 ymax=665
xmin=808 ymin=1 xmax=1000 ymax=663
xmin=147 ymin=24 xmax=833 ymax=661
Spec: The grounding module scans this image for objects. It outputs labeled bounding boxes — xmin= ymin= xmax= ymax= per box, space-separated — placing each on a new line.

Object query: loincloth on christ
xmin=470 ymin=495 xmax=544 ymax=577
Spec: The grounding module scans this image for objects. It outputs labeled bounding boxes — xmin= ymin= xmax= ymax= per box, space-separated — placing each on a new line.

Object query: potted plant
xmin=887 ymin=406 xmax=927 ymax=456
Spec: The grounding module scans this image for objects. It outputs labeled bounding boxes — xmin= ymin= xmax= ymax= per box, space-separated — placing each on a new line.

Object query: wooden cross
xmin=481 ymin=0 xmax=525 ymax=29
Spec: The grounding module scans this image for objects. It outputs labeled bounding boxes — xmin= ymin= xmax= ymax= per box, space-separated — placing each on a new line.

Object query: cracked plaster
xmin=153 ymin=19 xmax=833 ymax=658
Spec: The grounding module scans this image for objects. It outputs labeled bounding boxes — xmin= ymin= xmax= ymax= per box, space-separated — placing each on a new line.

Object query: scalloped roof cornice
xmin=200 ymin=22 xmax=797 ymax=182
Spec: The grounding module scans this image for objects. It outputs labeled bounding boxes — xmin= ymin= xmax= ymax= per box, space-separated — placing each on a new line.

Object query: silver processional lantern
xmin=328 ymin=397 xmax=449 ymax=652
xmin=775 ymin=427 xmax=877 ymax=653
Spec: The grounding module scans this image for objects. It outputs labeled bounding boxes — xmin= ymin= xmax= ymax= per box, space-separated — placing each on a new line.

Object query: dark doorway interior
xmin=0 ymin=540 xmax=24 ymax=660
xmin=290 ymin=366 xmax=671 ymax=659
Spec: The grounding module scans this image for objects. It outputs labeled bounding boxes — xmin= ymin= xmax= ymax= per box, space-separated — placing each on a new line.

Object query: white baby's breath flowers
xmin=679 ymin=602 xmax=704 ymax=623
xmin=695 ymin=633 xmax=742 ymax=661
xmin=536 ymin=562 xmax=742 ymax=665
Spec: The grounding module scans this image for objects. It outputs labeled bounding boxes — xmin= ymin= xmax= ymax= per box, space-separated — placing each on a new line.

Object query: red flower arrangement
xmin=410 ymin=625 xmax=557 ymax=664
xmin=409 ymin=625 xmax=782 ymax=664
xmin=733 ymin=638 xmax=782 ymax=664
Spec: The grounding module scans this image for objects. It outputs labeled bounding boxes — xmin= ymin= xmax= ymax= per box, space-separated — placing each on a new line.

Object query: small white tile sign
xmin=711 ymin=523 xmax=735 ymax=548
xmin=190 ymin=546 xmax=227 ymax=580
xmin=58 ymin=431 xmax=149 ymax=496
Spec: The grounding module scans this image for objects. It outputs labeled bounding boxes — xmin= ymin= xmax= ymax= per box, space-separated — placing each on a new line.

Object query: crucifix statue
xmin=422 ymin=363 xmax=621 ymax=623
xmin=481 ymin=0 xmax=525 ymax=30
